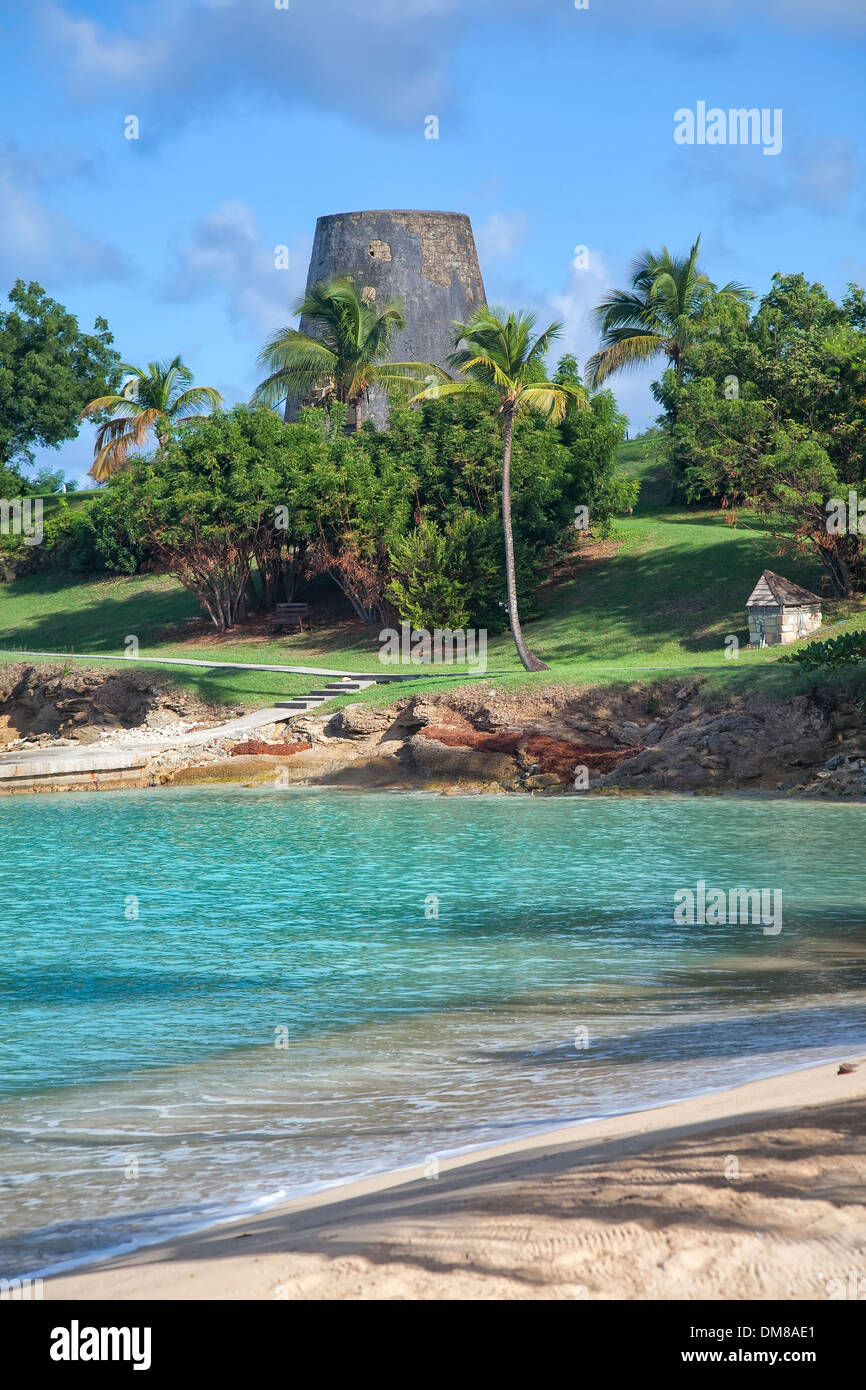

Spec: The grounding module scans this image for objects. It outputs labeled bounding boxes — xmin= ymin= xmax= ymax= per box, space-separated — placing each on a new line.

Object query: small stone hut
xmin=746 ymin=570 xmax=822 ymax=646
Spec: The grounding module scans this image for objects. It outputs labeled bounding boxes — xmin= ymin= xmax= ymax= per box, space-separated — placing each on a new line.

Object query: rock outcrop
xmin=3 ymin=664 xmax=865 ymax=799
xmin=0 ymin=662 xmax=236 ymax=746
xmin=175 ymin=677 xmax=866 ymax=799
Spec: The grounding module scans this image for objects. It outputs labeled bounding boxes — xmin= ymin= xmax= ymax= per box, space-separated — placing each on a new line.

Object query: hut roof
xmin=747 ymin=570 xmax=822 ymax=608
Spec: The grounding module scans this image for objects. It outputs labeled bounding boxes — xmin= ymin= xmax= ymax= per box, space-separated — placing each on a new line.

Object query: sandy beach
xmin=45 ymin=1055 xmax=865 ymax=1301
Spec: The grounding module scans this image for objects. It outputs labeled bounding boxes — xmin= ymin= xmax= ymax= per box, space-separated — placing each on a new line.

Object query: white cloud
xmin=476 ymin=212 xmax=528 ymax=261
xmin=41 ymin=0 xmax=478 ymax=131
xmin=0 ymin=143 xmax=128 ymax=284
xmin=45 ymin=5 xmax=162 ymax=84
xmin=30 ymin=0 xmax=866 ymax=147
xmin=162 ymin=200 xmax=310 ymax=338
xmin=547 ymin=250 xmax=660 ymax=428
xmin=763 ymin=0 xmax=866 ymax=26
xmin=548 ymin=251 xmax=610 ymax=360
xmin=611 ymin=0 xmax=865 ymax=27
xmin=666 ymin=133 xmax=862 ymax=222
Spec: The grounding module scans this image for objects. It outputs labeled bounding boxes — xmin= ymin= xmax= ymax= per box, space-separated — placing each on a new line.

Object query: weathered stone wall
xmin=286 ymin=210 xmax=486 ymax=426
xmin=748 ymin=604 xmax=822 ymax=646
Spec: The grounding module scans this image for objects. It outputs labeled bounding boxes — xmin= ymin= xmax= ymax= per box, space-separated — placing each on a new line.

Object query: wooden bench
xmin=271 ymin=602 xmax=311 ymax=633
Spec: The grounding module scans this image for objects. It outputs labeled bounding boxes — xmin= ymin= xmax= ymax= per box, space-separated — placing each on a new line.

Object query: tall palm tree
xmin=585 ymin=236 xmax=751 ymax=388
xmin=81 ymin=356 xmax=223 ymax=480
xmin=253 ymin=277 xmax=441 ymax=429
xmin=413 ymin=306 xmax=588 ymax=673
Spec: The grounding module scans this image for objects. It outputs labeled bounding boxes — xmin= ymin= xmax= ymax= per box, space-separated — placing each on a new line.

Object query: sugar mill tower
xmin=286 ymin=209 xmax=487 ymax=426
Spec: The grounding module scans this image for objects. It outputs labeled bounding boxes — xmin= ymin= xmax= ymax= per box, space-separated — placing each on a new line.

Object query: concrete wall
xmin=286 ymin=210 xmax=486 ymax=426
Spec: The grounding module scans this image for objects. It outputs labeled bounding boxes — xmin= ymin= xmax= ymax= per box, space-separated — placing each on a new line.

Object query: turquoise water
xmin=0 ymin=787 xmax=864 ymax=1277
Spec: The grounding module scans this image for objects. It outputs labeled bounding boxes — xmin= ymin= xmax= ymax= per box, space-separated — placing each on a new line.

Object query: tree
xmin=585 ymin=237 xmax=751 ymax=388
xmin=110 ymin=407 xmax=297 ymax=630
xmin=662 ymin=273 xmax=866 ymax=596
xmin=253 ymin=277 xmax=442 ymax=430
xmin=300 ymin=405 xmax=415 ymax=623
xmin=552 ymin=355 xmax=637 ymax=534
xmin=387 ymin=519 xmax=472 ymax=630
xmin=80 ymin=356 xmax=223 ymax=481
xmin=414 ymin=307 xmax=588 ymax=672
xmin=0 ymin=280 xmax=119 ymax=469
xmin=28 ymin=467 xmax=78 ymax=494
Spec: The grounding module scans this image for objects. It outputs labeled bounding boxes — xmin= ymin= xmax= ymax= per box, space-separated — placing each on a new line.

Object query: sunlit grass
xmin=2 ymin=438 xmax=865 ymax=710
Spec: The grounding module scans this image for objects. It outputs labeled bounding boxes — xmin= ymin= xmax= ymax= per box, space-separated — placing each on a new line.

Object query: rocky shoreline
xmin=178 ymin=676 xmax=866 ymax=801
xmin=1 ymin=662 xmax=865 ymax=798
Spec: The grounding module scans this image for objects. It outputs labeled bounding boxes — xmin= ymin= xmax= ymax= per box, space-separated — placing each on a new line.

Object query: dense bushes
xmin=0 ymin=490 xmax=147 ymax=578
xmin=657 ymin=276 xmax=866 ymax=596
xmin=781 ymin=630 xmax=866 ymax=672
xmin=367 ymin=383 xmax=634 ymax=631
xmin=1 ymin=370 xmax=635 ymax=631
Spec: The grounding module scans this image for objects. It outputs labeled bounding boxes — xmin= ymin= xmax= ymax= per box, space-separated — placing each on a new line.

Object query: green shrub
xmin=88 ymin=489 xmax=148 ymax=573
xmin=387 ymin=520 xmax=472 ymax=629
xmin=781 ymin=629 xmax=866 ymax=671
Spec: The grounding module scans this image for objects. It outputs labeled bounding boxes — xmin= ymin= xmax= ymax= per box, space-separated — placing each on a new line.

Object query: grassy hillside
xmin=35 ymin=490 xmax=101 ymax=520
xmin=1 ymin=435 xmax=864 ymax=709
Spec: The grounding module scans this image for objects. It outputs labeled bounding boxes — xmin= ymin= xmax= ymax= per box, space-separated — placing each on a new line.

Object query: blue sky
xmin=2 ymin=0 xmax=864 ymax=483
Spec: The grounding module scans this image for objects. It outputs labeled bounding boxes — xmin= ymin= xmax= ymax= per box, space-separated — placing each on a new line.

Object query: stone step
xmin=275 ymin=678 xmax=377 ymax=712
xmin=320 ymin=681 xmax=377 ymax=693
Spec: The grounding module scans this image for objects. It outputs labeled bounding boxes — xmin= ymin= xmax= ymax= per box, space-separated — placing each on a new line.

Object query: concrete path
xmin=2 ymin=649 xmax=364 ymax=678
xmin=0 ymin=646 xmax=488 ymax=789
xmin=0 ymin=677 xmax=377 ymax=787
xmin=0 ymin=707 xmax=294 ymax=776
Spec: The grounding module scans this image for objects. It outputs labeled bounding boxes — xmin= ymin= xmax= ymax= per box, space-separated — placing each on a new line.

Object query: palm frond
xmin=592 ymin=290 xmax=661 ymax=337
xmin=408 ymin=380 xmax=477 ymax=405
xmin=81 ymin=357 xmax=219 ymax=473
xmin=371 ymin=365 xmax=454 ymax=401
xmin=459 ymin=354 xmax=515 ymax=391
xmin=525 ymin=320 xmax=564 ymax=365
xmin=360 ymin=304 xmax=406 ymax=363
xmin=716 ymin=280 xmax=754 ymax=302
xmin=256 ymin=328 xmax=336 ymax=371
xmin=89 ymin=409 xmax=160 ymax=480
xmin=386 ymin=362 xmax=453 ymax=382
xmin=585 ymin=332 xmax=665 ymax=387
xmin=517 ymin=386 xmax=562 ymax=421
xmin=252 ymin=367 xmax=328 ymax=409
xmin=171 ymin=385 xmax=224 ymax=417
xmin=79 ymin=394 xmax=136 ymax=420
xmin=553 ymin=381 xmax=590 ymax=408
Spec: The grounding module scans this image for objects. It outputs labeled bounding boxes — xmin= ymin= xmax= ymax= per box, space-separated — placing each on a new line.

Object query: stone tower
xmin=286 ymin=209 xmax=486 ymax=426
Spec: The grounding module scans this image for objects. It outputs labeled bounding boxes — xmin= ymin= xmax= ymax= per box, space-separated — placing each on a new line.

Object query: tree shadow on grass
xmin=531 ymin=534 xmax=825 ymax=661
xmin=0 ymin=575 xmax=198 ymax=654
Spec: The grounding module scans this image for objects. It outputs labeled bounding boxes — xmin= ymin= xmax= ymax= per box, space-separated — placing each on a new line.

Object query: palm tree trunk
xmin=501 ymin=410 xmax=548 ymax=672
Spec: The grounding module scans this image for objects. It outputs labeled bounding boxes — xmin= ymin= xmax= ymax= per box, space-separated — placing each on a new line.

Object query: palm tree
xmin=413 ymin=306 xmax=588 ymax=673
xmin=585 ymin=236 xmax=751 ymax=389
xmin=253 ymin=277 xmax=441 ymax=429
xmin=81 ymin=356 xmax=223 ymax=480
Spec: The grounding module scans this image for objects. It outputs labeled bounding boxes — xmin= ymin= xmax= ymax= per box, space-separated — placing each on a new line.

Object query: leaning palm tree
xmin=585 ymin=236 xmax=751 ymax=388
xmin=413 ymin=306 xmax=588 ymax=673
xmin=253 ymin=277 xmax=441 ymax=429
xmin=81 ymin=356 xmax=223 ymax=480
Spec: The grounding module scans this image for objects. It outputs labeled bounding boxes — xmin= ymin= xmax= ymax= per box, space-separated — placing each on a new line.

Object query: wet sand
xmin=46 ymin=1055 xmax=866 ymax=1300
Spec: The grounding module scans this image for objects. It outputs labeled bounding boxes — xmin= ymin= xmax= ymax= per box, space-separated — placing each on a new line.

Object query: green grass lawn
xmin=35 ymin=490 xmax=101 ymax=520
xmin=2 ymin=438 xmax=864 ymax=711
